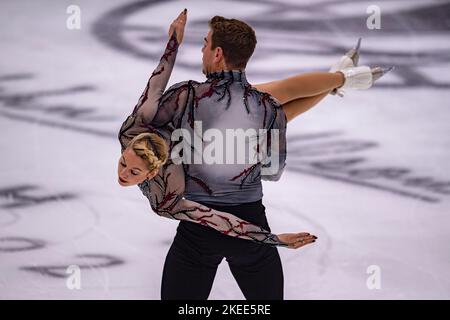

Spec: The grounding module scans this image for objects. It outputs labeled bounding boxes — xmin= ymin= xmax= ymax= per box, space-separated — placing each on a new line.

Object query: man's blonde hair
xmin=128 ymin=133 xmax=168 ymax=172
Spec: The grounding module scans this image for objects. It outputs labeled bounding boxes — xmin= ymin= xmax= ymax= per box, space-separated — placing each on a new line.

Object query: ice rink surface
xmin=0 ymin=0 xmax=449 ymax=299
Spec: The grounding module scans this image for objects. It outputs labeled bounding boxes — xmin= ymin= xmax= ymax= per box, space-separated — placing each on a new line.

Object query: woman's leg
xmin=253 ymin=72 xmax=344 ymax=105
xmin=282 ymin=90 xmax=331 ymax=123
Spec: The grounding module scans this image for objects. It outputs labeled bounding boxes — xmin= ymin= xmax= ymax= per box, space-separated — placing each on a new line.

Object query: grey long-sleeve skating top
xmin=118 ymin=32 xmax=288 ymax=246
xmin=179 ymin=69 xmax=287 ymax=204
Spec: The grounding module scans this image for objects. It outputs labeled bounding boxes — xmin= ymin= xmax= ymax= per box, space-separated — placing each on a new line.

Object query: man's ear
xmin=214 ymin=47 xmax=224 ymax=62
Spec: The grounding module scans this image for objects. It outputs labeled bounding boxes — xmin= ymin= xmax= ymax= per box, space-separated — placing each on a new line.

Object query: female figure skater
xmin=118 ymin=10 xmax=389 ymax=299
xmin=118 ymin=10 xmax=317 ymax=249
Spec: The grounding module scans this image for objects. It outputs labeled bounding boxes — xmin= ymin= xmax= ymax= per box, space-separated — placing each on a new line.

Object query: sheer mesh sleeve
xmin=149 ymin=80 xmax=195 ymax=130
xmin=118 ymin=32 xmax=180 ymax=152
xmin=138 ymin=160 xmax=288 ymax=247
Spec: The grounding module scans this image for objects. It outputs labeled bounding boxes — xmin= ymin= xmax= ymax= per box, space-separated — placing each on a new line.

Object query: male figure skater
xmin=145 ymin=14 xmax=387 ymax=300
xmin=170 ymin=17 xmax=287 ymax=300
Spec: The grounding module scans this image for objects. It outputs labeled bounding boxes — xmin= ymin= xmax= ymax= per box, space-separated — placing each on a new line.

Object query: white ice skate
xmin=329 ymin=38 xmax=361 ymax=96
xmin=330 ymin=38 xmax=393 ymax=96
xmin=338 ymin=65 xmax=394 ymax=92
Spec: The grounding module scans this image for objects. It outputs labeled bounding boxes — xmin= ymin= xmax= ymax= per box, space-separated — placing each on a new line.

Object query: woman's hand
xmin=277 ymin=232 xmax=317 ymax=249
xmin=168 ymin=9 xmax=187 ymax=44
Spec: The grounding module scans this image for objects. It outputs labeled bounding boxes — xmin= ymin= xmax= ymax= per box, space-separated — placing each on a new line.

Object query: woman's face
xmin=117 ymin=148 xmax=157 ymax=187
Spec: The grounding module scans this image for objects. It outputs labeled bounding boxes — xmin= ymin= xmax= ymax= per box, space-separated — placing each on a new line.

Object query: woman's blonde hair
xmin=128 ymin=133 xmax=169 ymax=172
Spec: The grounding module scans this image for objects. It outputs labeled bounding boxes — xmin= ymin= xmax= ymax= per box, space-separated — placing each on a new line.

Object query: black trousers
xmin=161 ymin=200 xmax=283 ymax=300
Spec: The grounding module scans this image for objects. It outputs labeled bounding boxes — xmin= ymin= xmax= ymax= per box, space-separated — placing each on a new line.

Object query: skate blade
xmin=345 ymin=37 xmax=362 ymax=66
xmin=371 ymin=66 xmax=394 ymax=82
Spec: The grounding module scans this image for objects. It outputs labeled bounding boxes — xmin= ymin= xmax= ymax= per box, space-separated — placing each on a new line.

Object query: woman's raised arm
xmin=119 ymin=10 xmax=187 ymax=150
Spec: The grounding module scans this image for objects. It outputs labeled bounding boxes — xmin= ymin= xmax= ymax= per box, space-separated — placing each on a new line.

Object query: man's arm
xmin=261 ymin=94 xmax=287 ymax=181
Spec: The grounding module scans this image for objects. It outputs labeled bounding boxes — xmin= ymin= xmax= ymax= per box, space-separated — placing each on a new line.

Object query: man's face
xmin=201 ymin=30 xmax=218 ymax=75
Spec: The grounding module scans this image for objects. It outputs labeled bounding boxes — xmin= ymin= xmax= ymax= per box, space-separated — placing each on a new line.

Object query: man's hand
xmin=168 ymin=9 xmax=187 ymax=44
xmin=277 ymin=232 xmax=317 ymax=249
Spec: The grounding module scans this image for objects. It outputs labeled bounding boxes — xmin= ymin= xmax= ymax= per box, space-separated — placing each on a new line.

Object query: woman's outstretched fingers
xmin=294 ymin=240 xmax=315 ymax=248
xmin=290 ymin=233 xmax=317 ymax=249
xmin=168 ymin=9 xmax=188 ymax=43
xmin=292 ymin=238 xmax=316 ymax=249
xmin=176 ymin=13 xmax=184 ymax=23
xmin=297 ymin=232 xmax=310 ymax=237
xmin=277 ymin=232 xmax=317 ymax=249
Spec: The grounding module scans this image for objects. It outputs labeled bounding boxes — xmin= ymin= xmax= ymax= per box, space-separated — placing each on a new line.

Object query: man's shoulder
xmin=249 ymin=86 xmax=283 ymax=108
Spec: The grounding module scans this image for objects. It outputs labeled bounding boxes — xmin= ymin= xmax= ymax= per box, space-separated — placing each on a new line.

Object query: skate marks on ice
xmin=269 ymin=202 xmax=333 ymax=276
xmin=92 ymin=0 xmax=450 ymax=87
xmin=286 ymin=131 xmax=450 ymax=203
xmin=0 ymin=183 xmax=124 ymax=279
xmin=20 ymin=254 xmax=124 ymax=278
xmin=0 ymin=185 xmax=75 ymax=209
xmin=0 ymin=237 xmax=46 ymax=253
xmin=0 ymin=184 xmax=77 ymax=252
xmin=0 ymin=73 xmax=116 ymax=139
